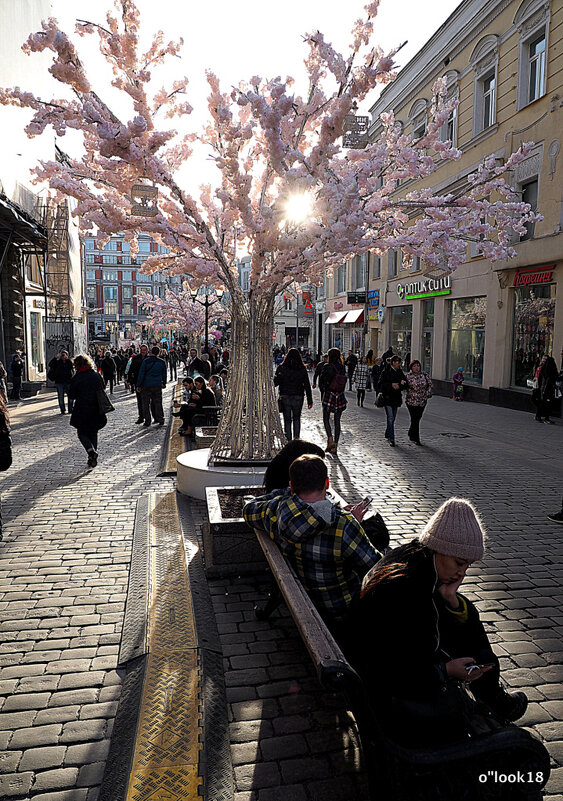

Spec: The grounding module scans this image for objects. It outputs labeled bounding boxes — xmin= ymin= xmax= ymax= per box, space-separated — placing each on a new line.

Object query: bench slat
xmin=255 ymin=530 xmax=359 ymax=690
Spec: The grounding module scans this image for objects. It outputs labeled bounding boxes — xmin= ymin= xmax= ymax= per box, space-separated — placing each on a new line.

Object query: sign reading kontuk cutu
xmin=397 ymin=274 xmax=452 ymax=301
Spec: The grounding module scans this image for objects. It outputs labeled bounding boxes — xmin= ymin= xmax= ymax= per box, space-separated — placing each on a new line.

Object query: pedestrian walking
xmin=371 ymin=357 xmax=383 ymax=402
xmin=312 ymin=354 xmax=328 ymax=394
xmin=405 ymin=360 xmax=433 ymax=446
xmin=101 ymin=351 xmax=117 ymax=394
xmin=274 ymin=347 xmax=313 ymax=442
xmin=365 ymin=349 xmax=375 ymax=391
xmin=9 ymin=353 xmax=24 ymax=400
xmin=48 ymin=350 xmax=75 ymax=414
xmin=378 ymin=355 xmax=407 ymax=446
xmin=319 ymin=347 xmax=348 ymax=455
xmin=452 ymin=367 xmax=465 ymax=401
xmin=352 ymin=356 xmax=370 ymax=407
xmin=168 ymin=348 xmax=178 ymax=381
xmin=0 ymin=392 xmax=12 ymax=539
xmin=345 ymin=350 xmax=358 ymax=391
xmin=532 ymin=355 xmax=558 ymax=423
xmin=68 ymin=354 xmax=107 ymax=468
xmin=136 ymin=346 xmax=167 ymax=427
xmin=128 ymin=345 xmax=149 ymax=422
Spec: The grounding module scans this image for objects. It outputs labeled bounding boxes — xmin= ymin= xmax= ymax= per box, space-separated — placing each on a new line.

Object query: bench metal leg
xmin=254 ymin=585 xmax=282 ymax=620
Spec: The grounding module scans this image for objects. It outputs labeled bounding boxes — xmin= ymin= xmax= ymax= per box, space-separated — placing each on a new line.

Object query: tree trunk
xmin=210 ymin=294 xmax=284 ymax=464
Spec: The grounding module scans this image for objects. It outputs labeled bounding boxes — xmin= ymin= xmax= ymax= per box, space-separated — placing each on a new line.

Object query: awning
xmin=342 ymin=309 xmax=364 ymax=324
xmin=325 ymin=311 xmax=347 ymax=324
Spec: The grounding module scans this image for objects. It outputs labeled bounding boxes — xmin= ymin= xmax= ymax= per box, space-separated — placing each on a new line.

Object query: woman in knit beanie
xmin=345 ymin=496 xmax=530 ymax=750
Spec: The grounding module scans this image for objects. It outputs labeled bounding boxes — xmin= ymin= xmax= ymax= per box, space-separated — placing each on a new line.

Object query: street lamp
xmin=189 ymin=286 xmax=224 ymax=353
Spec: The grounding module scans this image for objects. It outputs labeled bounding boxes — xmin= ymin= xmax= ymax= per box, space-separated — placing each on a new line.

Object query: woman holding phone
xmin=347 ymin=497 xmax=528 ymax=746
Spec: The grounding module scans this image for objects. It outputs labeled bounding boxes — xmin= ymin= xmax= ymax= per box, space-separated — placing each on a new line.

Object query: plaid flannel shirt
xmin=244 ymin=488 xmax=380 ymax=621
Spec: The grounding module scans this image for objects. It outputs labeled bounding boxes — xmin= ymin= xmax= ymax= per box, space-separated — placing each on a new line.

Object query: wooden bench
xmin=192 ymin=405 xmax=221 ymax=428
xmin=251 ymin=526 xmax=550 ymax=801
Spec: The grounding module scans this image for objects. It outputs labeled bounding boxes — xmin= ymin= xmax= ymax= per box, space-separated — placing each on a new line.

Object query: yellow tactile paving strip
xmin=125 ymin=493 xmax=203 ymax=801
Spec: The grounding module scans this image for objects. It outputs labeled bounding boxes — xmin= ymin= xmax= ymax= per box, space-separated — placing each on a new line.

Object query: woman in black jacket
xmin=0 ymin=393 xmax=11 ymax=540
xmin=378 ymin=355 xmax=407 ymax=446
xmin=318 ymin=347 xmax=347 ymax=455
xmin=534 ymin=355 xmax=559 ymax=423
xmin=68 ymin=354 xmax=107 ymax=468
xmin=347 ymin=498 xmax=528 ymax=748
xmin=101 ymin=352 xmax=117 ymax=394
xmin=274 ymin=348 xmax=313 ymax=442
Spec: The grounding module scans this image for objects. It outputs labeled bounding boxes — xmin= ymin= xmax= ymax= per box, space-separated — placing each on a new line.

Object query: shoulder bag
xmin=96 ymin=388 xmax=115 ymax=414
xmin=329 ymin=372 xmax=348 ymax=393
xmin=0 ymin=430 xmax=12 ymax=471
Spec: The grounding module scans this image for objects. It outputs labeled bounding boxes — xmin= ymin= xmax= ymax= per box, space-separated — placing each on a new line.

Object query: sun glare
xmin=283 ymin=193 xmax=314 ymax=226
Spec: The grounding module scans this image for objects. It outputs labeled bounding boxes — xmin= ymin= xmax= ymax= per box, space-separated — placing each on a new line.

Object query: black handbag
xmin=0 ymin=431 xmax=12 ymax=471
xmin=376 ymin=392 xmax=385 ymax=408
xmin=362 ymin=511 xmax=390 ymax=552
xmin=96 ymin=389 xmax=115 ymax=414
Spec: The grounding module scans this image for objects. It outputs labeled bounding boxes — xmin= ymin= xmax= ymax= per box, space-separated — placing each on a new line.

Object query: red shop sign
xmin=513 ymin=266 xmax=554 ymax=287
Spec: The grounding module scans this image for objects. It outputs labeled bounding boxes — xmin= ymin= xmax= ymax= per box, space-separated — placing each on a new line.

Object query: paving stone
xmin=30 ymin=791 xmax=89 ymax=801
xmin=63 ymin=739 xmax=111 ymax=766
xmin=234 ymin=762 xmax=281 ymax=791
xmin=260 ymin=734 xmax=307 ymax=761
xmin=0 ymin=751 xmax=21 ymax=773
xmin=49 ymin=689 xmax=100 ymax=708
xmin=19 ymin=746 xmax=67 ymax=771
xmin=2 ymin=692 xmax=51 ymax=712
xmin=35 ymin=707 xmax=80 ymax=726
xmin=0 ymin=771 xmax=33 ymax=797
xmin=231 ymin=741 xmax=260 ymax=766
xmin=258 ymin=786 xmax=308 ymax=801
xmin=33 ymin=768 xmax=79 ymax=792
xmin=77 ymin=762 xmax=106 ymax=787
xmin=8 ymin=724 xmax=62 ymax=750
xmin=279 ymin=756 xmax=330 ymax=783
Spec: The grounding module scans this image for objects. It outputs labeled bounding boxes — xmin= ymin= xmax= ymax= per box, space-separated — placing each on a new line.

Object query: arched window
xmin=514 ymin=0 xmax=550 ymax=108
xmin=470 ymin=35 xmax=499 ymax=136
xmin=440 ymin=70 xmax=459 ymax=146
xmin=408 ymin=99 xmax=428 ymax=141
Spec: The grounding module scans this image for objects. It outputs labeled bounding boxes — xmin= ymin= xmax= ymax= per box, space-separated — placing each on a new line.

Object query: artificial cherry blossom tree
xmin=0 ymin=0 xmax=540 ymax=462
xmin=137 ymin=283 xmax=228 ymax=347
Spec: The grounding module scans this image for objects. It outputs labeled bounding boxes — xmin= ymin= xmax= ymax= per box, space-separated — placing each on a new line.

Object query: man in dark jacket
xmin=186 ymin=348 xmax=207 ymax=378
xmin=345 ymin=351 xmax=358 ymax=391
xmin=312 ymin=354 xmax=328 ymax=393
xmin=378 ymin=355 xmax=407 ymax=446
xmin=101 ymin=352 xmax=117 ymax=394
xmin=48 ymin=350 xmax=75 ymax=414
xmin=128 ymin=345 xmax=148 ymax=423
xmin=136 ymin=346 xmax=167 ymax=426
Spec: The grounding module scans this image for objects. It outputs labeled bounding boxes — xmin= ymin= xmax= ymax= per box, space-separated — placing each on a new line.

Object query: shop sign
xmin=397 ymin=274 xmax=451 ymax=300
xmin=347 ymin=291 xmax=366 ymax=304
xmin=303 ymin=298 xmax=314 ymax=314
xmin=33 ymin=298 xmax=46 ymax=308
xmin=315 ymin=301 xmax=326 ymax=313
xmin=377 ymin=307 xmax=385 ymax=322
xmin=334 ymin=302 xmax=344 ymax=310
xmin=368 ymin=289 xmax=380 ymax=308
xmin=513 ymin=266 xmax=554 ymax=287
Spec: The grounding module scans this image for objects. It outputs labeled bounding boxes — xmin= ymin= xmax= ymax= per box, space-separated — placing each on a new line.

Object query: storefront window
xmin=422 ymin=299 xmax=434 ymax=375
xmin=447 ymin=297 xmax=486 ymax=383
xmin=332 ymin=327 xmax=344 ymax=351
xmin=512 ymin=284 xmax=556 ymax=387
xmin=30 ymin=312 xmax=41 ymax=369
xmin=389 ymin=305 xmax=412 ymax=363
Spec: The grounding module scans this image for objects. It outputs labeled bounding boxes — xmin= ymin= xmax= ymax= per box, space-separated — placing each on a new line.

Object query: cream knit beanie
xmin=419 ymin=497 xmax=485 ymax=562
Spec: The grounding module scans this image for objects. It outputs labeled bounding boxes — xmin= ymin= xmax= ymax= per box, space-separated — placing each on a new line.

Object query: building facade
xmin=83 ymin=234 xmax=181 ymax=345
xmin=324 ymin=0 xmax=562 ymax=407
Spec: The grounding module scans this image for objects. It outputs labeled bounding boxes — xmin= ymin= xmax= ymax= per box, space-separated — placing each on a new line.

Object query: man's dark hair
xmin=151 ymin=346 xmax=160 ymax=356
xmin=183 ymin=377 xmax=194 ymax=385
xmin=289 ymin=454 xmax=328 ymax=496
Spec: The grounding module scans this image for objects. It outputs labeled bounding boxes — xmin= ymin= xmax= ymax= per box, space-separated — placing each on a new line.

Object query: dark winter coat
xmin=101 ymin=355 xmax=117 ymax=379
xmin=128 ymin=353 xmax=146 ymax=384
xmin=68 ymin=369 xmax=107 ymax=432
xmin=48 ymin=357 xmax=74 ymax=384
xmin=378 ymin=364 xmax=407 ymax=407
xmin=274 ymin=363 xmax=313 ymax=405
xmin=345 ymin=354 xmax=358 ymax=375
xmin=186 ymin=356 xmax=208 ymax=378
xmin=137 ymin=355 xmax=167 ymax=388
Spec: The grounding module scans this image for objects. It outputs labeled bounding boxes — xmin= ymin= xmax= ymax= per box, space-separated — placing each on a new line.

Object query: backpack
xmin=329 ymin=372 xmax=347 ymax=393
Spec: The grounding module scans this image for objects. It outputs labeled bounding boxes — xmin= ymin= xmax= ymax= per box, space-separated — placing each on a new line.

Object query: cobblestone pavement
xmin=1 ymin=384 xmax=562 ymax=800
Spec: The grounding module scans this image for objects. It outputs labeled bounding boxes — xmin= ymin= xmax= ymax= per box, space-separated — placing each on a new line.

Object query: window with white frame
xmin=86 ymin=285 xmax=96 ymax=308
xmin=103 ymin=270 xmax=118 ymax=281
xmin=352 ymin=254 xmax=367 ymax=290
xmin=520 ymin=178 xmax=538 ymax=240
xmin=471 ymin=35 xmax=499 ymax=137
xmin=103 ymin=286 xmax=118 ymax=315
xmin=86 ymin=269 xmax=95 ymax=281
xmin=515 ymin=0 xmax=550 ymax=109
xmin=440 ymin=71 xmax=459 ymax=146
xmin=410 ymin=256 xmax=422 ymax=274
xmin=336 ymin=263 xmax=346 ymax=294
xmin=409 ymin=99 xmax=427 ymax=143
xmin=84 ymin=238 xmax=95 ymax=250
xmin=371 ymin=253 xmax=381 ymax=280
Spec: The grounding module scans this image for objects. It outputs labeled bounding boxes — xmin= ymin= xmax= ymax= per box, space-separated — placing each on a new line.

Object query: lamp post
xmin=189 ymin=287 xmax=224 ymax=353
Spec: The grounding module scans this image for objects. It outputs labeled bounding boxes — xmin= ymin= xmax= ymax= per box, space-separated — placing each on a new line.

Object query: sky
xmin=40 ymin=0 xmax=463 ymax=192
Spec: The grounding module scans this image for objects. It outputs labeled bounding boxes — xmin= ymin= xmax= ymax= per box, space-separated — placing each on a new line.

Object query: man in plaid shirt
xmin=243 ymin=455 xmax=381 ymax=624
